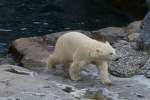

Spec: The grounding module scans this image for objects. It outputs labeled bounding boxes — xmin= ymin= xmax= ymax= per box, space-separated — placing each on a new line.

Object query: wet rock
xmin=92 ymin=27 xmax=127 ymax=43
xmin=109 ymin=40 xmax=149 ymax=77
xmin=0 ymin=55 xmax=16 ymax=65
xmin=0 ymin=64 xmax=77 ymax=100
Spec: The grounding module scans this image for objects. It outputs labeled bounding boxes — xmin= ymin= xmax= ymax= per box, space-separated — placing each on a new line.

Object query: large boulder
xmin=92 ymin=21 xmax=143 ymax=44
xmin=10 ymin=36 xmax=50 ymax=68
xmin=125 ymin=20 xmax=142 ymax=35
xmin=109 ymin=40 xmax=149 ymax=77
xmin=92 ymin=27 xmax=127 ymax=44
xmin=136 ymin=10 xmax=150 ymax=50
xmin=0 ymin=55 xmax=16 ymax=65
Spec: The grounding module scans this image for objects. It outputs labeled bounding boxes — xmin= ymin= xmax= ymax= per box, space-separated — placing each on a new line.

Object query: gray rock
xmin=92 ymin=20 xmax=142 ymax=44
xmin=128 ymin=32 xmax=140 ymax=42
xmin=0 ymin=55 xmax=16 ymax=65
xmin=10 ymin=36 xmax=50 ymax=68
xmin=125 ymin=20 xmax=142 ymax=34
xmin=109 ymin=40 xmax=149 ymax=77
xmin=0 ymin=64 xmax=77 ymax=100
xmin=136 ymin=11 xmax=150 ymax=50
xmin=92 ymin=27 xmax=127 ymax=43
xmin=126 ymin=21 xmax=142 ymax=44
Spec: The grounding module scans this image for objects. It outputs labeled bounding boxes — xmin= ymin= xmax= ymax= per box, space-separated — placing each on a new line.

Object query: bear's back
xmin=56 ymin=32 xmax=91 ymax=48
xmin=54 ymin=32 xmax=92 ymax=60
xmin=60 ymin=32 xmax=90 ymax=42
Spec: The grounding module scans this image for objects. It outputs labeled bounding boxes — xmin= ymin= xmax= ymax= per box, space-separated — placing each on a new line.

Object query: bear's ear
xmin=105 ymin=41 xmax=110 ymax=45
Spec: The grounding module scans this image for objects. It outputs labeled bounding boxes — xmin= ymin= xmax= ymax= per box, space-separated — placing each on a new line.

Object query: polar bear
xmin=47 ymin=32 xmax=117 ymax=85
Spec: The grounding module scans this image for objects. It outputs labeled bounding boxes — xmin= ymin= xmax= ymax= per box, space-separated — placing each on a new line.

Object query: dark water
xmin=0 ymin=0 xmax=134 ymax=56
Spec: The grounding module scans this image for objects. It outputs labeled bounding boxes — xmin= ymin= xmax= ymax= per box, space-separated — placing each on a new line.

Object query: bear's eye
xmin=96 ymin=49 xmax=100 ymax=53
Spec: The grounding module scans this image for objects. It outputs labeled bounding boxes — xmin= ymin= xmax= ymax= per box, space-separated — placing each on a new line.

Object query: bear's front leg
xmin=69 ymin=61 xmax=86 ymax=81
xmin=97 ymin=61 xmax=112 ymax=85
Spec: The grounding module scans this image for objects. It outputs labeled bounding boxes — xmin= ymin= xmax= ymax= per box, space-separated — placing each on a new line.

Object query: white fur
xmin=47 ymin=32 xmax=117 ymax=85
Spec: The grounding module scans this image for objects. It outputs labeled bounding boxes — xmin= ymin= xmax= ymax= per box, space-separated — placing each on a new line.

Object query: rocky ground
xmin=1 ymin=20 xmax=150 ymax=100
xmin=1 ymin=64 xmax=150 ymax=100
xmin=0 ymin=64 xmax=77 ymax=100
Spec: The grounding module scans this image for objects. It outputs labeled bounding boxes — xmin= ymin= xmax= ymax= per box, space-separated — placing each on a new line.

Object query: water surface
xmin=0 ymin=0 xmax=133 ymax=56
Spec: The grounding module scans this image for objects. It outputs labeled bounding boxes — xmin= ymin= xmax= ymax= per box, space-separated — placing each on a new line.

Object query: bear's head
xmin=90 ymin=41 xmax=118 ymax=61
